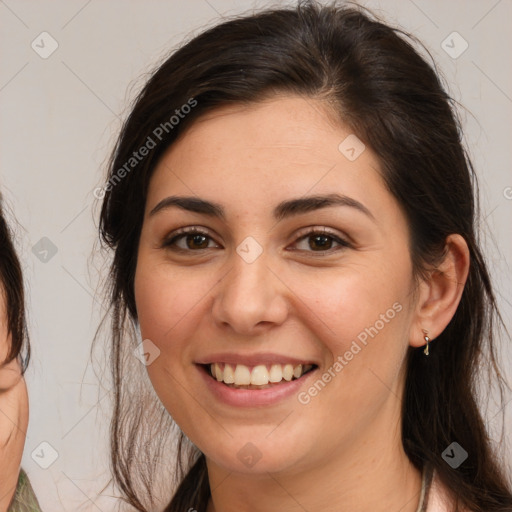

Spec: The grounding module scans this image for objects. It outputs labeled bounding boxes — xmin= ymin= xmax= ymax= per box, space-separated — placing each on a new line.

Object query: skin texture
xmin=134 ymin=95 xmax=469 ymax=512
xmin=0 ymin=291 xmax=28 ymax=512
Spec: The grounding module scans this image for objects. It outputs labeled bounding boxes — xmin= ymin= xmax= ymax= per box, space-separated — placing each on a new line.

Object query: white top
xmin=416 ymin=464 xmax=463 ymax=512
xmin=426 ymin=472 xmax=454 ymax=511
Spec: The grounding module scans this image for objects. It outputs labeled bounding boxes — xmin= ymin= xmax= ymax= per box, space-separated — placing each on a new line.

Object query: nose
xmin=211 ymin=246 xmax=289 ymax=336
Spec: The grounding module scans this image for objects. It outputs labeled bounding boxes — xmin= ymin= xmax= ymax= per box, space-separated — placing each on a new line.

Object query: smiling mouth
xmin=202 ymin=362 xmax=318 ymax=390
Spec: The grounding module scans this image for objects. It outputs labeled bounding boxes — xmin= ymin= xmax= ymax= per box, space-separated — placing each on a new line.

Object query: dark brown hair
xmin=98 ymin=2 xmax=512 ymax=511
xmin=0 ymin=194 xmax=30 ymax=371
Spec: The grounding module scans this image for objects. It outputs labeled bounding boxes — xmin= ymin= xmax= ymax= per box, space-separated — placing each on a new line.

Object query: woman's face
xmin=134 ymin=95 xmax=420 ymax=476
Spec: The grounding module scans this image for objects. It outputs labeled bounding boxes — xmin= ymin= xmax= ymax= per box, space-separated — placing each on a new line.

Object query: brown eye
xmin=183 ymin=233 xmax=210 ymax=250
xmin=162 ymin=228 xmax=220 ymax=251
xmin=307 ymin=234 xmax=334 ymax=251
xmin=292 ymin=229 xmax=351 ymax=254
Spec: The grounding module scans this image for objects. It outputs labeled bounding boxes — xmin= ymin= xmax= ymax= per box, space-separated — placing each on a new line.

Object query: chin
xmin=202 ymin=433 xmax=311 ymax=475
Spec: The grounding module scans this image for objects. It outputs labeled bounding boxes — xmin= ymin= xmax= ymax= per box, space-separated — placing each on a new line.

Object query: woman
xmin=0 ymin=197 xmax=41 ymax=512
xmin=97 ymin=2 xmax=512 ymax=511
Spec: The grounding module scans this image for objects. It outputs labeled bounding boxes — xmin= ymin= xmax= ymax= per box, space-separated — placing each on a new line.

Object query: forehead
xmin=147 ymin=95 xmax=389 ymax=216
xmin=161 ymin=96 xmax=360 ymax=168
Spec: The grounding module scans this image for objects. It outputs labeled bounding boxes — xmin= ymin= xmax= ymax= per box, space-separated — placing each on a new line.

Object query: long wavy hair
xmin=97 ymin=2 xmax=512 ymax=511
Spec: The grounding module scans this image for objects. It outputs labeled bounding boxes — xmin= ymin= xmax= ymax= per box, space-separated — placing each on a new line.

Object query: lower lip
xmin=196 ymin=364 xmax=318 ymax=407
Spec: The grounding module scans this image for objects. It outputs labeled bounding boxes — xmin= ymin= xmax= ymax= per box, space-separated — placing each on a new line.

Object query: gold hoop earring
xmin=422 ymin=329 xmax=430 ymax=356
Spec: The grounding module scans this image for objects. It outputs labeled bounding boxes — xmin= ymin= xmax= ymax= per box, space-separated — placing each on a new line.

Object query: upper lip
xmin=195 ymin=352 xmax=319 ymax=367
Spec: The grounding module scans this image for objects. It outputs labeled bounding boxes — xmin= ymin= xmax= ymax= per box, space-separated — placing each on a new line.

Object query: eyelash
xmin=161 ymin=226 xmax=351 ymax=255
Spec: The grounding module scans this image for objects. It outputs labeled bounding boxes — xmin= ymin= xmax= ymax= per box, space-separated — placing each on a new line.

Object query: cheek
xmin=291 ymin=259 xmax=411 ymax=352
xmin=290 ymin=273 xmax=411 ymax=436
xmin=133 ymin=256 xmax=222 ymax=414
xmin=289 ymin=260 xmax=413 ymax=408
xmin=133 ymin=260 xmax=205 ymax=418
xmin=134 ymin=258 xmax=206 ymax=344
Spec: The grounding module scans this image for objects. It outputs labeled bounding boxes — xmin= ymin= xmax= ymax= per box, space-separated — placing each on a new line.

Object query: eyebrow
xmin=149 ymin=193 xmax=375 ymax=222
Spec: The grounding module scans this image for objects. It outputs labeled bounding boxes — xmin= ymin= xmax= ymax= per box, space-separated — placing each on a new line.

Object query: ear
xmin=409 ymin=234 xmax=470 ymax=349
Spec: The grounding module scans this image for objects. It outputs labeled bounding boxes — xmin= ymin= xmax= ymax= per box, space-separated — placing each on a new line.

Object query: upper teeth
xmin=209 ymin=363 xmax=313 ymax=385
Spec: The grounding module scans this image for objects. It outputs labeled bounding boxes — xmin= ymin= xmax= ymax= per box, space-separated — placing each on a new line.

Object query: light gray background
xmin=1 ymin=0 xmax=511 ymax=510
